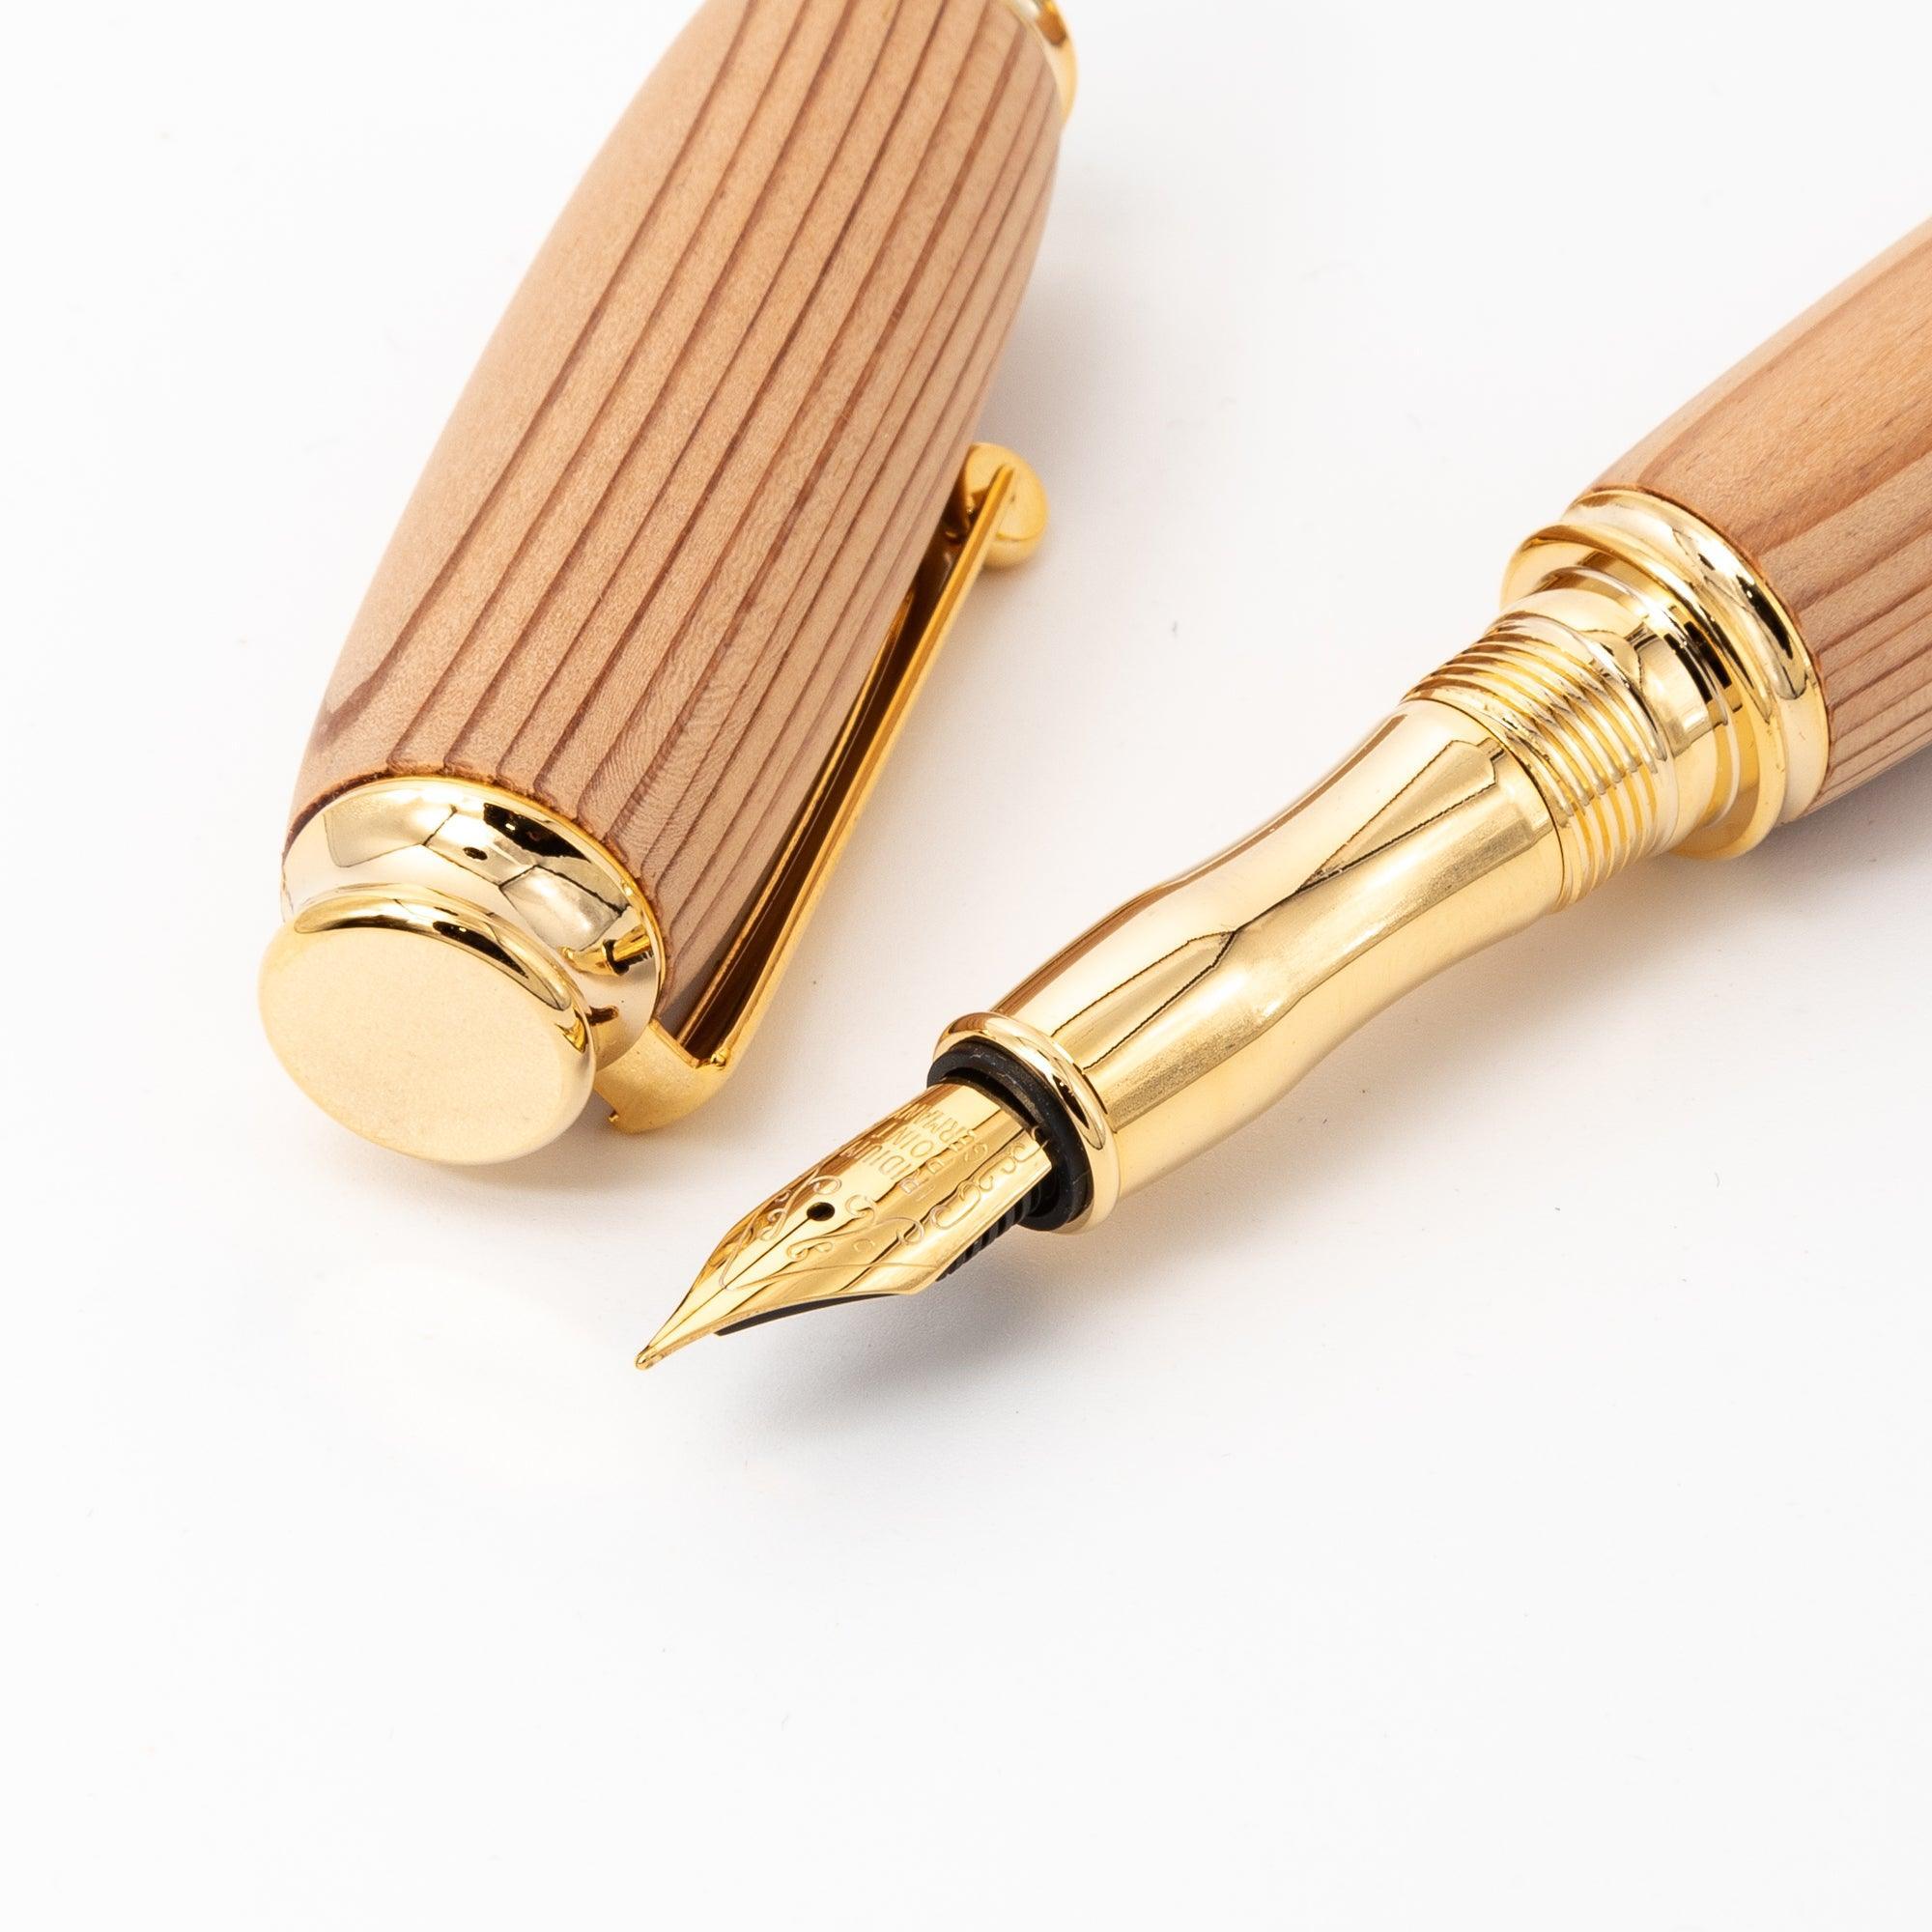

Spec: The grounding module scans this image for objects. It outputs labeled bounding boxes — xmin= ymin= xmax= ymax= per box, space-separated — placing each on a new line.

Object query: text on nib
xmin=638 ymin=1083 xmax=1053 ymax=1369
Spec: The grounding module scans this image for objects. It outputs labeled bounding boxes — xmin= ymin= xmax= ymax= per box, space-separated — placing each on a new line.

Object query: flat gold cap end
xmin=261 ymin=891 xmax=595 ymax=1165
xmin=265 ymin=779 xmax=665 ymax=1164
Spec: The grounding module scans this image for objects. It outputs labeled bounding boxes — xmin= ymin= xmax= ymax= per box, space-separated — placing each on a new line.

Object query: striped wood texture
xmin=1598 ymin=218 xmax=1932 ymax=808
xmin=295 ymin=0 xmax=1061 ymax=1017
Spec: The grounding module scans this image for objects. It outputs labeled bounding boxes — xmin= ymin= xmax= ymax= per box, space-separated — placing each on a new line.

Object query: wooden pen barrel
xmin=1599 ymin=218 xmax=1932 ymax=808
xmin=295 ymin=0 xmax=1063 ymax=1016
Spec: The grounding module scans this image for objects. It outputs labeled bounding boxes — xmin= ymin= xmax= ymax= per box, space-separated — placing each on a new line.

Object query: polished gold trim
xmin=1003 ymin=0 xmax=1077 ymax=120
xmin=931 ymin=1010 xmax=1120 ymax=1230
xmin=1501 ymin=489 xmax=1829 ymax=857
xmin=935 ymin=487 xmax=1831 ymax=1224
xmin=264 ymin=778 xmax=662 ymax=1163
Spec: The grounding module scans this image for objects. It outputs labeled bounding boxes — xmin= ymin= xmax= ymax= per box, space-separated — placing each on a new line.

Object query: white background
xmin=7 ymin=2 xmax=1931 ymax=1924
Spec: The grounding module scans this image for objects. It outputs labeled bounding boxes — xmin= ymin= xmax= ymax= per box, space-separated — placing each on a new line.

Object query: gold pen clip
xmin=599 ymin=444 xmax=1050 ymax=1130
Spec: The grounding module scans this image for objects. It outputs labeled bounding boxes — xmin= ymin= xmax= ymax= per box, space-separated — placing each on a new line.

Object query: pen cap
xmin=262 ymin=0 xmax=1072 ymax=1163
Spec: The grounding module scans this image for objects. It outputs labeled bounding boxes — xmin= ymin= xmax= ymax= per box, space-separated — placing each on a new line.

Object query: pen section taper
xmin=647 ymin=487 xmax=1833 ymax=1358
xmin=651 ymin=217 xmax=1932 ymax=1369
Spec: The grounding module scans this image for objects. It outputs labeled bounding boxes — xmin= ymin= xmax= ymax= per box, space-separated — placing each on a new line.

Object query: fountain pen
xmin=641 ymin=216 xmax=1932 ymax=1370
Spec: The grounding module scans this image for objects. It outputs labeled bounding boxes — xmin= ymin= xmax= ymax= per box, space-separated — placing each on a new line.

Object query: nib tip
xmin=635 ymin=1326 xmax=697 ymax=1374
xmin=635 ymin=1082 xmax=1054 ymax=1373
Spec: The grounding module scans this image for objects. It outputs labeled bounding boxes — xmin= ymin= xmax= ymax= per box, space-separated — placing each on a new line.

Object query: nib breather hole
xmin=806 ymin=1202 xmax=837 ymax=1222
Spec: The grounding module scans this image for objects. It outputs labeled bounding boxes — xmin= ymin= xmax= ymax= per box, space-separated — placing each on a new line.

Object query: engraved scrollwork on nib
xmin=638 ymin=1085 xmax=1054 ymax=1370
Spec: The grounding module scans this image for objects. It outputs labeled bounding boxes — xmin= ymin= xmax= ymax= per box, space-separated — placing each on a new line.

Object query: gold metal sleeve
xmin=940 ymin=489 xmax=1830 ymax=1225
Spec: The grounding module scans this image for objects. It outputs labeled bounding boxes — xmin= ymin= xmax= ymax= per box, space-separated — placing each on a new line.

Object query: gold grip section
xmin=943 ymin=489 xmax=1830 ymax=1224
xmin=972 ymin=703 xmax=1561 ymax=1220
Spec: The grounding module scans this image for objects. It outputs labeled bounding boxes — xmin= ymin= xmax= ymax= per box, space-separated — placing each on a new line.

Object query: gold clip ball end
xmin=1004 ymin=1 xmax=1077 ymax=121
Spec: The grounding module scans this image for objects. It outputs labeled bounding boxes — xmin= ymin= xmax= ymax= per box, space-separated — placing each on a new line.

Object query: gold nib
xmin=639 ymin=1083 xmax=1053 ymax=1370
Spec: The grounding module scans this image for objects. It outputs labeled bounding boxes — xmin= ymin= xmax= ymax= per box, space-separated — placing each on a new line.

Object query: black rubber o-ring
xmin=927 ymin=1036 xmax=1094 ymax=1232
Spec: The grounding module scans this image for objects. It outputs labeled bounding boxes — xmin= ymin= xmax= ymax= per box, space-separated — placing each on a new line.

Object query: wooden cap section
xmin=294 ymin=0 xmax=1065 ymax=1035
